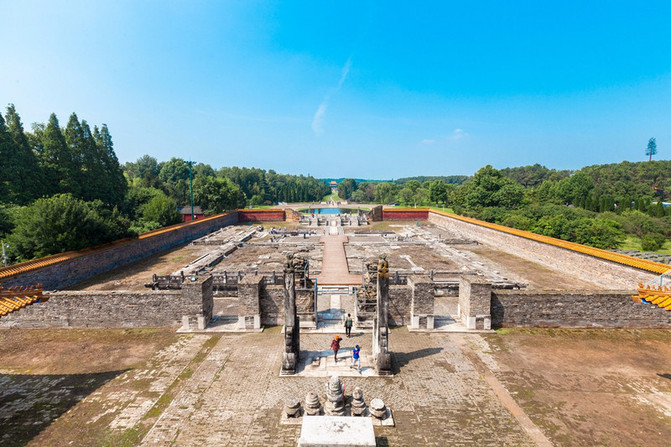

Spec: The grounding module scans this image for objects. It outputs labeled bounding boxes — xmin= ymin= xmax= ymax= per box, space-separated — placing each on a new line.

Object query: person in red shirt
xmin=330 ymin=335 xmax=342 ymax=363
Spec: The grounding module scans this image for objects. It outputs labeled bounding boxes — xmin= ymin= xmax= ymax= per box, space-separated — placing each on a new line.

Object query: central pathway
xmin=316 ymin=234 xmax=361 ymax=285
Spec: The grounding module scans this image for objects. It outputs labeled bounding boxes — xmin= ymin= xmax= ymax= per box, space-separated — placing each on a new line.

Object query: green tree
xmin=4 ymin=105 xmax=43 ymax=203
xmin=6 ymin=194 xmax=132 ymax=261
xmin=64 ymin=113 xmax=86 ymax=197
xmin=374 ymin=182 xmax=397 ymax=204
xmin=40 ymin=113 xmax=76 ymax=196
xmin=159 ymin=157 xmax=191 ymax=204
xmin=126 ymin=154 xmax=161 ymax=188
xmin=95 ymin=124 xmax=127 ymax=206
xmin=646 ymin=137 xmax=657 ymax=161
xmin=454 ymin=165 xmax=525 ymax=210
xmin=428 ymin=180 xmax=448 ymax=205
xmin=193 ymin=176 xmax=246 ymax=214
xmin=338 ymin=179 xmax=357 ymax=200
xmin=140 ymin=193 xmax=181 ymax=227
xmin=0 ymin=113 xmax=12 ymax=202
xmin=121 ymin=186 xmax=164 ymax=221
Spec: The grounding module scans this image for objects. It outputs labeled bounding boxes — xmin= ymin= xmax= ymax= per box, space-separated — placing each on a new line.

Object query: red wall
xmin=382 ymin=209 xmax=429 ymax=220
xmin=182 ymin=213 xmax=205 ymax=222
xmin=238 ymin=209 xmax=286 ymax=222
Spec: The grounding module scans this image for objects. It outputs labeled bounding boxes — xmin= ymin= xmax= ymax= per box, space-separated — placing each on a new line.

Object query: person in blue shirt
xmin=350 ymin=345 xmax=361 ymax=373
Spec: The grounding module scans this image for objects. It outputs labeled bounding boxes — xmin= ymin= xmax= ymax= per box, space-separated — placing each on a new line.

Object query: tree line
xmin=339 ymin=161 xmax=671 ymax=251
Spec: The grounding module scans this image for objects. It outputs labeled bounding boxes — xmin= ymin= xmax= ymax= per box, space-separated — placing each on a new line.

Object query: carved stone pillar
xmin=374 ymin=255 xmax=392 ymax=375
xmin=281 ymin=254 xmax=301 ymax=374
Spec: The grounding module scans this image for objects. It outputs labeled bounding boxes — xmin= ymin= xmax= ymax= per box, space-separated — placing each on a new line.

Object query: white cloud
xmin=311 ymin=103 xmax=327 ymax=136
xmin=448 ymin=128 xmax=467 ymax=140
xmin=311 ymin=57 xmax=352 ymax=136
xmin=421 ymin=139 xmax=435 ymax=145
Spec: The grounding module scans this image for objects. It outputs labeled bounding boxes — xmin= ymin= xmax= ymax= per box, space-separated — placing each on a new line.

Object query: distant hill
xmin=320 ymin=178 xmax=390 ymax=184
xmin=395 ymin=175 xmax=469 ymax=185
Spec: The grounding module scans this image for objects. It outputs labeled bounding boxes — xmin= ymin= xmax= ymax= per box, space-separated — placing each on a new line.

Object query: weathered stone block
xmin=409 ymin=275 xmax=435 ymax=315
xmin=238 ymin=275 xmax=262 ymax=315
xmin=459 ymin=276 xmax=492 ymax=329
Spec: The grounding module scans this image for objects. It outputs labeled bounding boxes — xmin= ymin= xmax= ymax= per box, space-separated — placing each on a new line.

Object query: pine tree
xmin=5 ymin=105 xmax=43 ymax=203
xmin=0 ymin=113 xmax=12 ymax=202
xmin=646 ymin=137 xmax=657 ymax=161
xmin=80 ymin=120 xmax=106 ymax=202
xmin=41 ymin=113 xmax=75 ymax=195
xmin=64 ymin=113 xmax=85 ymax=198
xmin=96 ymin=124 xmax=127 ymax=206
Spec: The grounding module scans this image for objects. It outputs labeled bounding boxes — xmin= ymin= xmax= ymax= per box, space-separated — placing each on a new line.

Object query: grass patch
xmin=618 ymin=235 xmax=671 ymax=254
xmin=99 ymin=426 xmax=144 ymax=447
xmin=430 ymin=206 xmax=455 ymax=213
xmin=322 ymin=192 xmax=341 ymax=202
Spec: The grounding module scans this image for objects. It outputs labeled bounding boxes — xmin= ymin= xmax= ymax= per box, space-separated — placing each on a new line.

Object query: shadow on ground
xmin=0 ymin=370 xmax=126 ymax=447
xmin=392 ymin=347 xmax=443 ymax=374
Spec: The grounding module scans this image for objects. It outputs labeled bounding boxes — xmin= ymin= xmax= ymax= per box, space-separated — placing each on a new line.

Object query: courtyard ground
xmin=1 ymin=327 xmax=670 ymax=446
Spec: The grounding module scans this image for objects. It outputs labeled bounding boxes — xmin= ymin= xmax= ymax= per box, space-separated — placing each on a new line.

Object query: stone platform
xmin=298 ymin=416 xmax=376 ymax=447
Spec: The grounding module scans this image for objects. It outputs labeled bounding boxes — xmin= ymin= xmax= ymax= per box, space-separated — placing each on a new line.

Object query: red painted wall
xmin=382 ymin=209 xmax=429 ymax=220
xmin=182 ymin=213 xmax=205 ymax=222
xmin=238 ymin=209 xmax=286 ymax=222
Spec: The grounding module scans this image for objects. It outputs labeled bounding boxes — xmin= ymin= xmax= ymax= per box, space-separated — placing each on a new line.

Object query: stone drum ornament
xmin=369 ymin=398 xmax=387 ymax=419
xmin=324 ymin=375 xmax=346 ymax=416
xmin=304 ymin=391 xmax=322 ymax=416
xmin=284 ymin=398 xmax=301 ymax=418
xmin=351 ymin=386 xmax=367 ymax=416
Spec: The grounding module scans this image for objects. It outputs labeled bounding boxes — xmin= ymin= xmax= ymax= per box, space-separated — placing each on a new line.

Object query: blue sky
xmin=1 ymin=1 xmax=670 ymax=179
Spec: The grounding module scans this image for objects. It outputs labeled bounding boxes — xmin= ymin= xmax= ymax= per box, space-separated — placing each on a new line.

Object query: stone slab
xmin=298 ymin=416 xmax=376 ymax=447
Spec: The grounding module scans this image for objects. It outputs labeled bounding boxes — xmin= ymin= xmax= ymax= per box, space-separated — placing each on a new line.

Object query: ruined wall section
xmin=389 ymin=286 xmax=411 ymax=326
xmin=492 ymin=290 xmax=671 ymax=328
xmin=0 ymin=291 xmax=188 ymax=328
xmin=428 ymin=212 xmax=657 ymax=289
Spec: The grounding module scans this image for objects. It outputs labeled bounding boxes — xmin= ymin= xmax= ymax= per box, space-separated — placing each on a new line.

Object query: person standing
xmin=350 ymin=344 xmax=361 ymax=373
xmin=344 ymin=313 xmax=353 ymax=337
xmin=330 ymin=335 xmax=342 ymax=363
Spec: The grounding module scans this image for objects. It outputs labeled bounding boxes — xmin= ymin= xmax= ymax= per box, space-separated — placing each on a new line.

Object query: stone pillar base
xmin=466 ymin=315 xmax=491 ymax=330
xmin=411 ymin=314 xmax=435 ymax=330
xmin=238 ymin=314 xmax=261 ymax=329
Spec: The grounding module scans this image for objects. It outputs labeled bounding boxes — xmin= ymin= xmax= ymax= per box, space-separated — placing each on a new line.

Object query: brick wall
xmin=260 ymin=285 xmax=284 ymax=325
xmin=389 ymin=286 xmax=411 ymax=326
xmin=0 ymin=290 xmax=189 ymax=328
xmin=428 ymin=211 xmax=657 ymax=289
xmin=492 ymin=290 xmax=671 ymax=328
xmin=383 ymin=209 xmax=429 ymax=220
xmin=238 ymin=209 xmax=285 ymax=222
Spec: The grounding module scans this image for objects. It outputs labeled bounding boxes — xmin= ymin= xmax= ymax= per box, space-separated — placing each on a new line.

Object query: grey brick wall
xmin=0 ymin=290 xmax=187 ymax=328
xmin=492 ymin=290 xmax=671 ymax=328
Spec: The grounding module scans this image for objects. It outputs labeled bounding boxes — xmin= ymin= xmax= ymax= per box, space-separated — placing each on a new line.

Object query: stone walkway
xmin=315 ymin=235 xmax=361 ymax=286
xmin=131 ymin=329 xmax=536 ymax=446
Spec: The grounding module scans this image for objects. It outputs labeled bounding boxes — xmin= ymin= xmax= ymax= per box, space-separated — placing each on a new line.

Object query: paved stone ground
xmin=126 ymin=328 xmax=535 ymax=446
xmin=316 ymin=234 xmax=362 ymax=285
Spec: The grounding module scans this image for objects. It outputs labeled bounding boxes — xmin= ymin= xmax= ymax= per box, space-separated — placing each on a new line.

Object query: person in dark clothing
xmin=330 ymin=335 xmax=342 ymax=362
xmin=344 ymin=313 xmax=353 ymax=337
